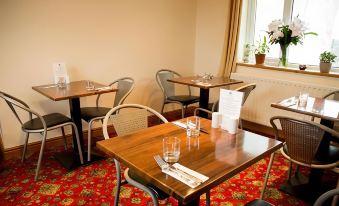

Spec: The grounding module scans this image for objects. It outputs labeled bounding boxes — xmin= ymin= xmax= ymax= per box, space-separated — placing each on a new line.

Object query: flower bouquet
xmin=267 ymin=17 xmax=317 ymax=67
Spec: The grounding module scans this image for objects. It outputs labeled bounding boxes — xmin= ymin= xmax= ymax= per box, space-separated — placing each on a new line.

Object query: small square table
xmin=168 ymin=76 xmax=243 ymax=110
xmin=32 ymin=80 xmax=117 ymax=169
xmin=97 ymin=118 xmax=282 ymax=205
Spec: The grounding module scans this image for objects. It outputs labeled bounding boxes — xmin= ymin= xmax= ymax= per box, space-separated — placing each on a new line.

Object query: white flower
xmin=268 ymin=20 xmax=283 ymax=32
xmin=289 ymin=17 xmax=306 ymax=37
xmin=272 ymin=30 xmax=284 ymax=40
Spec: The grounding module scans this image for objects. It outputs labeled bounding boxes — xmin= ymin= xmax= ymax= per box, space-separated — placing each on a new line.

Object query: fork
xmin=153 ymin=155 xmax=202 ymax=185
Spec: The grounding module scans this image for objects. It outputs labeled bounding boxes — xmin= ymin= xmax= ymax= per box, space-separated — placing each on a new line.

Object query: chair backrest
xmin=211 ymin=83 xmax=256 ymax=112
xmin=102 ymin=104 xmax=168 ymax=139
xmin=270 ymin=116 xmax=339 ymax=165
xmin=235 ymin=83 xmax=256 ymax=105
xmin=0 ymin=91 xmax=41 ymax=126
xmin=156 ymin=69 xmax=191 ymax=98
xmin=96 ymin=77 xmax=135 ymax=108
xmin=313 ymin=188 xmax=339 ymax=206
xmin=323 ymin=90 xmax=339 ymax=100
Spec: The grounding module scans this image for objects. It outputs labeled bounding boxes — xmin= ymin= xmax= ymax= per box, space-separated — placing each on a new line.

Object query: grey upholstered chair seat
xmin=282 ymin=144 xmax=339 ymax=165
xmin=80 ymin=107 xmax=111 ymax=122
xmin=167 ymin=95 xmax=199 ymax=104
xmin=22 ymin=113 xmax=72 ymax=130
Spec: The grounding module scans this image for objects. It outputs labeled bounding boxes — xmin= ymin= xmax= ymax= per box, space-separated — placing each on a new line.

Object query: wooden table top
xmin=97 ymin=118 xmax=282 ymax=204
xmin=32 ymin=80 xmax=118 ymax=101
xmin=271 ymin=96 xmax=339 ymax=122
xmin=167 ymin=76 xmax=243 ymax=89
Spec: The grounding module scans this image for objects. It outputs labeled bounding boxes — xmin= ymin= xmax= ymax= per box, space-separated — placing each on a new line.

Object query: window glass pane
xmin=254 ymin=0 xmax=284 ymax=59
xmin=290 ymin=0 xmax=339 ymax=67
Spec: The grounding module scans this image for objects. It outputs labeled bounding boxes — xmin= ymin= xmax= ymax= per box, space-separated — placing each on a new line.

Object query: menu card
xmin=53 ymin=63 xmax=69 ymax=84
xmin=218 ymin=89 xmax=244 ymax=132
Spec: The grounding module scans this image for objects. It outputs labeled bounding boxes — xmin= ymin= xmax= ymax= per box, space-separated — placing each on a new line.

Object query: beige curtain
xmin=218 ymin=0 xmax=243 ymax=78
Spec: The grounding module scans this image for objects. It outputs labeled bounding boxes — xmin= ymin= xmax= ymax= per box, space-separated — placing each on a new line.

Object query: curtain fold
xmin=218 ymin=0 xmax=243 ymax=78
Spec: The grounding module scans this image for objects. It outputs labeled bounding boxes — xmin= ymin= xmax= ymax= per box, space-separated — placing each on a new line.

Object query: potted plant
xmin=254 ymin=36 xmax=270 ymax=65
xmin=242 ymin=43 xmax=251 ymax=63
xmin=319 ymin=51 xmax=337 ymax=73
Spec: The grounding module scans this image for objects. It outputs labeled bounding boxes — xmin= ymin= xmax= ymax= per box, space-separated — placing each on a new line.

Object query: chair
xmin=80 ymin=77 xmax=134 ymax=161
xmin=0 ymin=91 xmax=84 ymax=181
xmin=102 ymin=104 xmax=169 ymax=206
xmin=270 ymin=116 xmax=339 ymax=182
xmin=195 ymin=83 xmax=256 ymax=129
xmin=156 ymin=69 xmax=200 ymax=118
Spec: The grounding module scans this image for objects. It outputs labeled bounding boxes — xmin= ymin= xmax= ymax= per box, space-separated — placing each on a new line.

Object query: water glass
xmin=86 ymin=80 xmax=95 ymax=90
xmin=186 ymin=116 xmax=200 ymax=137
xmin=57 ymin=76 xmax=66 ymax=88
xmin=162 ymin=137 xmax=180 ymax=163
xmin=298 ymin=92 xmax=309 ymax=107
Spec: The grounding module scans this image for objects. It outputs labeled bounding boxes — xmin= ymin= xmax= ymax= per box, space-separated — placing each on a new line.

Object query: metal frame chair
xmin=80 ymin=77 xmax=135 ymax=161
xmin=102 ymin=104 xmax=168 ymax=206
xmin=156 ymin=69 xmax=200 ymax=118
xmin=0 ymin=91 xmax=84 ymax=181
xmin=270 ymin=116 xmax=339 ymax=181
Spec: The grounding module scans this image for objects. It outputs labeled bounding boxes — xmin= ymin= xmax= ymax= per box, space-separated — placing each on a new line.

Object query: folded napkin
xmin=172 ymin=121 xmax=187 ymax=129
xmin=196 ymin=82 xmax=212 ymax=86
xmin=95 ymin=86 xmax=112 ymax=91
xmin=162 ymin=163 xmax=209 ymax=188
xmin=280 ymin=97 xmax=298 ymax=107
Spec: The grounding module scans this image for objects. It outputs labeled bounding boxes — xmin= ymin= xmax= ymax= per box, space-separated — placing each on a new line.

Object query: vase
xmin=319 ymin=62 xmax=332 ymax=73
xmin=280 ymin=44 xmax=288 ymax=67
xmin=255 ymin=54 xmax=266 ymax=65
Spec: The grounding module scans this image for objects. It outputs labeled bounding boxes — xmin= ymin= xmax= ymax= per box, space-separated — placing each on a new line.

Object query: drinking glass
xmin=162 ymin=137 xmax=180 ymax=163
xmin=186 ymin=116 xmax=200 ymax=137
xmin=86 ymin=80 xmax=95 ymax=90
xmin=298 ymin=92 xmax=309 ymax=107
xmin=57 ymin=76 xmax=66 ymax=88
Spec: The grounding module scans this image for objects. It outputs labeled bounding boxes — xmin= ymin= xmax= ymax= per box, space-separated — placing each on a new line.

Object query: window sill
xmin=237 ymin=63 xmax=339 ymax=78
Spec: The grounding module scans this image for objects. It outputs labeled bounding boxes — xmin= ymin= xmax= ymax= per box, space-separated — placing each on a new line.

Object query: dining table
xmin=32 ymin=80 xmax=117 ymax=169
xmin=271 ymin=95 xmax=339 ymax=201
xmin=96 ymin=118 xmax=282 ymax=205
xmin=167 ymin=76 xmax=243 ymax=114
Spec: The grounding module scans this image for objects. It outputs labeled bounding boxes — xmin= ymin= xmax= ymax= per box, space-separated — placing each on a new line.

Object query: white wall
xmin=0 ymin=0 xmax=197 ymax=149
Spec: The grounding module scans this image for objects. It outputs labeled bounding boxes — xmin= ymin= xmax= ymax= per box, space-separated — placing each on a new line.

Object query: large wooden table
xmin=168 ymin=76 xmax=243 ymax=110
xmin=271 ymin=96 xmax=339 ymax=201
xmin=97 ymin=118 xmax=282 ymax=205
xmin=32 ymin=80 xmax=117 ymax=169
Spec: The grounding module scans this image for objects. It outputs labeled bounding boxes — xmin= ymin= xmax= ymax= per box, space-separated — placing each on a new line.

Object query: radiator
xmin=231 ymin=73 xmax=337 ymax=126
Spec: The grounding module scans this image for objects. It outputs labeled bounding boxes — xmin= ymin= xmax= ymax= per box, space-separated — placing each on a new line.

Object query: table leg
xmin=69 ymin=98 xmax=84 ymax=150
xmin=178 ymin=198 xmax=200 ymax=206
xmin=199 ymin=88 xmax=209 ymax=118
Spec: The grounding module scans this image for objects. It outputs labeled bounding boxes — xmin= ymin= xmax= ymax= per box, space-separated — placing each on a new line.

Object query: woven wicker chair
xmin=156 ymin=69 xmax=200 ymax=118
xmin=81 ymin=77 xmax=134 ymax=161
xmin=0 ymin=91 xmax=84 ymax=181
xmin=270 ymin=116 xmax=339 ymax=181
xmin=102 ymin=104 xmax=168 ymax=206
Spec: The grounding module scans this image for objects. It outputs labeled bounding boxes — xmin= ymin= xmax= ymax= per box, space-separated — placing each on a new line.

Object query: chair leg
xmin=61 ymin=127 xmax=68 ymax=151
xmin=287 ymin=161 xmax=293 ymax=182
xmin=87 ymin=120 xmax=94 ymax=162
xmin=160 ymin=102 xmax=165 ymax=115
xmin=35 ymin=132 xmax=47 ymax=181
xmin=238 ymin=119 xmax=243 ymax=130
xmin=206 ymin=191 xmax=210 ymax=206
xmin=260 ymin=152 xmax=275 ymax=199
xmin=21 ymin=133 xmax=30 ymax=162
xmin=181 ymin=106 xmax=185 ymax=118
xmin=114 ymin=159 xmax=122 ymax=206
xmin=71 ymin=123 xmax=84 ymax=164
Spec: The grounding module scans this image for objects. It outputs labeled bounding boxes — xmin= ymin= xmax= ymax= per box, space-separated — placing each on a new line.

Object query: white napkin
xmin=172 ymin=121 xmax=187 ymax=129
xmin=95 ymin=86 xmax=112 ymax=91
xmin=162 ymin=163 xmax=209 ymax=188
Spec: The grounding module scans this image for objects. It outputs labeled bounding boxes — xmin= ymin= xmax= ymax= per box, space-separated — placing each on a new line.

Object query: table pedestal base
xmin=279 ymin=172 xmax=336 ymax=203
xmin=54 ymin=151 xmax=104 ymax=170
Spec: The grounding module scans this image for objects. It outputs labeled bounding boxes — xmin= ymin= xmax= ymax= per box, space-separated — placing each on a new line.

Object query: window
xmin=241 ymin=0 xmax=339 ymax=69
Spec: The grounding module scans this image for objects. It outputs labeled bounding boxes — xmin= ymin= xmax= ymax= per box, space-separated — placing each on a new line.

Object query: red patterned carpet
xmin=2 ymin=147 xmax=335 ymax=206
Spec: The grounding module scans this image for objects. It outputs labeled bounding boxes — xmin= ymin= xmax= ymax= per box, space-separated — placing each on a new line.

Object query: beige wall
xmin=0 ymin=0 xmax=197 ymax=148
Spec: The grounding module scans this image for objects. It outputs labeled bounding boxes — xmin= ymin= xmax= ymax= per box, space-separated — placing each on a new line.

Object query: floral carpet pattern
xmin=0 ymin=149 xmax=336 ymax=206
